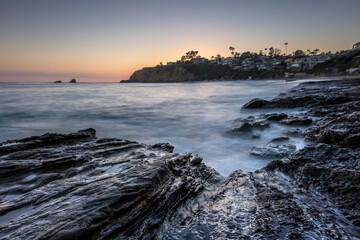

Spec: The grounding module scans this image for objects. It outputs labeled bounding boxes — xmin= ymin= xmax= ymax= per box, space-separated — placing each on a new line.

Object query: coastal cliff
xmin=126 ymin=64 xmax=230 ymax=82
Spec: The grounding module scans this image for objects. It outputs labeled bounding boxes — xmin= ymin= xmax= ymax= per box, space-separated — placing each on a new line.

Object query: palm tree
xmin=264 ymin=48 xmax=268 ymax=56
xmin=229 ymin=46 xmax=235 ymax=57
xmin=284 ymin=42 xmax=288 ymax=55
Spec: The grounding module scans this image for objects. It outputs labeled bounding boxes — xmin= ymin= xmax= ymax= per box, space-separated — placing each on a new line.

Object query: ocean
xmin=0 ymin=80 xmax=313 ymax=176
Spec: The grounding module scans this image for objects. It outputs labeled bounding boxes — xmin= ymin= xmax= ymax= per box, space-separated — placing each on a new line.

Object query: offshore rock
xmin=0 ymin=129 xmax=219 ymax=239
xmin=228 ymin=116 xmax=270 ymax=133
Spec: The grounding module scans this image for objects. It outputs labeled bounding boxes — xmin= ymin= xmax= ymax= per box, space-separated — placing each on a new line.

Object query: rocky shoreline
xmin=1 ymin=79 xmax=360 ymax=239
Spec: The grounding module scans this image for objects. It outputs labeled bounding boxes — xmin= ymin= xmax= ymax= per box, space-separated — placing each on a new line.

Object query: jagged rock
xmin=266 ymin=144 xmax=360 ymax=232
xmin=228 ymin=116 xmax=270 ymax=133
xmin=0 ymin=129 xmax=219 ymax=239
xmin=265 ymin=113 xmax=288 ymax=121
xmin=54 ymin=80 xmax=62 ymax=83
xmin=279 ymin=115 xmax=313 ymax=126
xmin=250 ymin=143 xmax=296 ymax=159
xmin=160 ymin=169 xmax=360 ymax=239
xmin=242 ymin=79 xmax=360 ymax=109
xmin=242 ymin=98 xmax=270 ymax=109
xmin=284 ymin=128 xmax=303 ymax=137
xmin=306 ymin=111 xmax=360 ymax=148
xmin=269 ymin=136 xmax=292 ymax=143
xmin=69 ymin=79 xmax=76 ymax=83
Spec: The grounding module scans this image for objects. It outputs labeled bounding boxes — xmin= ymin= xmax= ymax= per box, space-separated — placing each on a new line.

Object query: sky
xmin=0 ymin=0 xmax=360 ymax=82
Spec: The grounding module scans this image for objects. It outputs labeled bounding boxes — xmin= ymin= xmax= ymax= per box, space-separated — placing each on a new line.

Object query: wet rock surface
xmin=250 ymin=137 xmax=296 ymax=159
xmin=227 ymin=116 xmax=270 ymax=133
xmin=0 ymin=129 xmax=220 ymax=239
xmin=1 ymin=79 xmax=360 ymax=239
xmin=161 ymin=79 xmax=360 ymax=239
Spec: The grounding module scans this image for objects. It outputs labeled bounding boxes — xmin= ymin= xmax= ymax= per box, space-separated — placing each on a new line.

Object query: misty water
xmin=0 ymin=80 xmax=315 ymax=176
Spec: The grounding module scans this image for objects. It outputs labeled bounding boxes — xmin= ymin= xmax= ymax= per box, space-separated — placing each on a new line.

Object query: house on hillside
xmin=353 ymin=42 xmax=360 ymax=50
xmin=190 ymin=57 xmax=209 ymax=64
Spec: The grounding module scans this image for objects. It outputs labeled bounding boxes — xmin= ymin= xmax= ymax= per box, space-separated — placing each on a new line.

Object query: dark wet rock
xmin=306 ymin=112 xmax=360 ymax=148
xmin=250 ymin=143 xmax=296 ymax=159
xmin=242 ymin=79 xmax=360 ymax=109
xmin=252 ymin=133 xmax=261 ymax=139
xmin=284 ymin=128 xmax=303 ymax=137
xmin=279 ymin=115 xmax=313 ymax=126
xmin=0 ymin=129 xmax=219 ymax=239
xmin=269 ymin=136 xmax=292 ymax=143
xmin=228 ymin=116 xmax=270 ymax=133
xmin=250 ymin=137 xmax=296 ymax=159
xmin=161 ymin=169 xmax=360 ymax=239
xmin=265 ymin=113 xmax=288 ymax=121
xmin=265 ymin=144 xmax=360 ymax=232
xmin=242 ymin=98 xmax=270 ymax=108
xmin=54 ymin=80 xmax=62 ymax=83
xmin=69 ymin=79 xmax=76 ymax=83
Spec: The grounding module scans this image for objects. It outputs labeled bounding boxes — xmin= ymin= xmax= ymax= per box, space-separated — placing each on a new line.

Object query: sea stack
xmin=69 ymin=79 xmax=76 ymax=83
xmin=54 ymin=80 xmax=62 ymax=83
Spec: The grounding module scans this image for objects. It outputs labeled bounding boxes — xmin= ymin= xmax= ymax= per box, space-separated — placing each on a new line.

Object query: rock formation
xmin=69 ymin=79 xmax=77 ymax=83
xmin=1 ymin=79 xmax=360 ymax=239
xmin=126 ymin=64 xmax=229 ymax=82
xmin=0 ymin=129 xmax=219 ymax=239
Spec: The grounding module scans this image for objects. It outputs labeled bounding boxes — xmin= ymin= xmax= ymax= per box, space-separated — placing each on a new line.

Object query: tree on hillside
xmin=185 ymin=50 xmax=199 ymax=61
xmin=264 ymin=48 xmax=268 ymax=56
xmin=284 ymin=42 xmax=288 ymax=55
xmin=269 ymin=47 xmax=274 ymax=57
xmin=294 ymin=50 xmax=305 ymax=57
xmin=229 ymin=46 xmax=235 ymax=57
xmin=312 ymin=49 xmax=320 ymax=55
xmin=274 ymin=48 xmax=282 ymax=56
xmin=180 ymin=55 xmax=186 ymax=62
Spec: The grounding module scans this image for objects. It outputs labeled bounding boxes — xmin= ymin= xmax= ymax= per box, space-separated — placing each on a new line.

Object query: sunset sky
xmin=1 ymin=0 xmax=360 ymax=82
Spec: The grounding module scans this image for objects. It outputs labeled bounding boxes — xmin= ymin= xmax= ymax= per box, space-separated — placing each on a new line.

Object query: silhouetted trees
xmin=294 ymin=50 xmax=305 ymax=57
xmin=229 ymin=46 xmax=235 ymax=57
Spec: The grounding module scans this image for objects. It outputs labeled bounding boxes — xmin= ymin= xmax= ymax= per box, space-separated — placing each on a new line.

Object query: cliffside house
xmin=190 ymin=57 xmax=209 ymax=64
xmin=353 ymin=42 xmax=360 ymax=50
